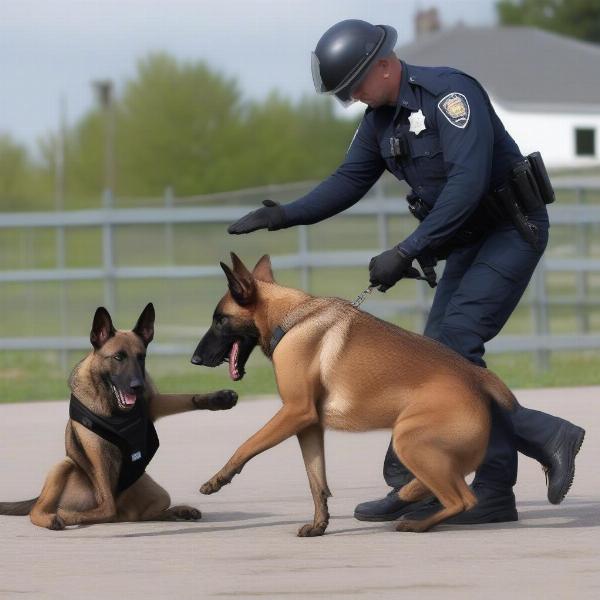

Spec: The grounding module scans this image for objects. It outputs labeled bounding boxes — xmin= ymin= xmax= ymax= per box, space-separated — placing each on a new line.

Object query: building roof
xmin=395 ymin=26 xmax=600 ymax=111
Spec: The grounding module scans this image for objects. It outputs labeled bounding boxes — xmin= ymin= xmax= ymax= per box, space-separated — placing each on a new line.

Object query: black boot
xmin=510 ymin=403 xmax=586 ymax=505
xmin=354 ymin=488 xmax=423 ymax=522
xmin=541 ymin=422 xmax=586 ymax=504
xmin=398 ymin=484 xmax=518 ymax=525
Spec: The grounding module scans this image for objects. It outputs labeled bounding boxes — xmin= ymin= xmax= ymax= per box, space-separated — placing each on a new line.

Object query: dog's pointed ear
xmin=230 ymin=252 xmax=253 ymax=278
xmin=252 ymin=254 xmax=274 ymax=283
xmin=133 ymin=302 xmax=155 ymax=347
xmin=91 ymin=307 xmax=116 ymax=349
xmin=220 ymin=260 xmax=256 ymax=306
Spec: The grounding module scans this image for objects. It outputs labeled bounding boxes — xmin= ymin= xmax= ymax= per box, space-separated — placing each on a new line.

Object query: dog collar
xmin=269 ymin=325 xmax=287 ymax=355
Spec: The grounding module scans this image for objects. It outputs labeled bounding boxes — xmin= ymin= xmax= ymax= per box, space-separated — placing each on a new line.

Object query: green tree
xmin=117 ymin=52 xmax=244 ymax=196
xmin=0 ymin=134 xmax=53 ymax=210
xmin=4 ymin=52 xmax=359 ymax=209
xmin=497 ymin=0 xmax=600 ymax=43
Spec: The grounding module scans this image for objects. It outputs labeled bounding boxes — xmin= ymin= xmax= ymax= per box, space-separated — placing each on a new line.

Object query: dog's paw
xmin=49 ymin=514 xmax=66 ymax=531
xmin=297 ymin=522 xmax=327 ymax=537
xmin=200 ymin=479 xmax=222 ymax=495
xmin=171 ymin=505 xmax=202 ymax=520
xmin=395 ymin=519 xmax=427 ymax=533
xmin=209 ymin=390 xmax=238 ymax=410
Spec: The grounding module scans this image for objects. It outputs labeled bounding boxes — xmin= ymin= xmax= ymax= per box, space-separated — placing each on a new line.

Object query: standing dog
xmin=0 ymin=303 xmax=237 ymax=530
xmin=191 ymin=253 xmax=515 ymax=536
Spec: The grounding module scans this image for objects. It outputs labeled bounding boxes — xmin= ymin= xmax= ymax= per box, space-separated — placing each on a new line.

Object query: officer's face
xmin=351 ymin=60 xmax=393 ymax=108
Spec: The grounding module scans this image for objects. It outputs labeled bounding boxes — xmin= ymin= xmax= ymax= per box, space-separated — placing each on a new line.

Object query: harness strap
xmin=69 ymin=393 xmax=159 ymax=492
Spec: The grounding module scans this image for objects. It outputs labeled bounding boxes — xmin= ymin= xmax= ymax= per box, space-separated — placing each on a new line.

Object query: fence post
xmin=532 ymin=257 xmax=550 ymax=371
xmin=375 ymin=179 xmax=389 ymax=250
xmin=164 ymin=186 xmax=175 ymax=265
xmin=575 ymin=187 xmax=589 ymax=333
xmin=56 ymin=213 xmax=68 ymax=372
xmin=298 ymin=225 xmax=310 ymax=291
xmin=102 ymin=189 xmax=116 ymax=312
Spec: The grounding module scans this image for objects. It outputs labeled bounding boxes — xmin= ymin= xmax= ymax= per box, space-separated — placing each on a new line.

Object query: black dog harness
xmin=69 ymin=394 xmax=159 ymax=492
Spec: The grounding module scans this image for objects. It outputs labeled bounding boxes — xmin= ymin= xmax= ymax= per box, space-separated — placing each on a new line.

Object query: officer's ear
xmin=377 ymin=58 xmax=391 ymax=79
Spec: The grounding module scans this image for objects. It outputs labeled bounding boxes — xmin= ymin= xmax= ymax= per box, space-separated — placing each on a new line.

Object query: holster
xmin=490 ymin=185 xmax=540 ymax=250
xmin=486 ymin=151 xmax=553 ymax=250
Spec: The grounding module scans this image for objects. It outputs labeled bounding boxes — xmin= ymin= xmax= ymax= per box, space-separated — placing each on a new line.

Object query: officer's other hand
xmin=416 ymin=254 xmax=438 ymax=288
xmin=227 ymin=199 xmax=286 ymax=235
xmin=368 ymin=247 xmax=421 ymax=292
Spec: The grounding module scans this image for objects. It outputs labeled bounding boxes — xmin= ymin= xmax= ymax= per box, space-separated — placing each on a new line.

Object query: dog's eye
xmin=113 ymin=353 xmax=125 ymax=362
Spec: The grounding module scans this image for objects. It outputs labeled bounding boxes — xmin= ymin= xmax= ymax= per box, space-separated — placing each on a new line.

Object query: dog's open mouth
xmin=228 ymin=340 xmax=244 ymax=381
xmin=112 ymin=385 xmax=137 ymax=410
xmin=191 ymin=329 xmax=257 ymax=380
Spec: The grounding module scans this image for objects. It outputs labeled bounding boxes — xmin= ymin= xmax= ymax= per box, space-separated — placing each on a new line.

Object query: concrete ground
xmin=0 ymin=387 xmax=599 ymax=600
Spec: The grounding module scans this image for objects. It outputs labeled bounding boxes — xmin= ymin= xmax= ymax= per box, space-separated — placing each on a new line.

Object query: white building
xmin=394 ymin=25 xmax=600 ymax=170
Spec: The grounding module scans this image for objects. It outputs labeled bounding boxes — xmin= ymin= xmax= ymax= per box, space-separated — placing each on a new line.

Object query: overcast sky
xmin=0 ymin=0 xmax=497 ymax=149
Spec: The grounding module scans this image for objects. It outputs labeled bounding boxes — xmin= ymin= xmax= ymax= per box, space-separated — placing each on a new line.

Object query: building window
xmin=575 ymin=128 xmax=595 ymax=157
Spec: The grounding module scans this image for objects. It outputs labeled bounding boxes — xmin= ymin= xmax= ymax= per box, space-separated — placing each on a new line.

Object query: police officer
xmin=228 ymin=19 xmax=585 ymax=524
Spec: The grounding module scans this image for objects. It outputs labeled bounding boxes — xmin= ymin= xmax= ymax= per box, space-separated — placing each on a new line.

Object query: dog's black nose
xmin=190 ymin=355 xmax=203 ymax=365
xmin=130 ymin=378 xmax=144 ymax=390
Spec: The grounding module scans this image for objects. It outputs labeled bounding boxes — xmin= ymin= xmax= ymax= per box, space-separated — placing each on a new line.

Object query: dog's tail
xmin=480 ymin=370 xmax=516 ymax=411
xmin=0 ymin=498 xmax=38 ymax=516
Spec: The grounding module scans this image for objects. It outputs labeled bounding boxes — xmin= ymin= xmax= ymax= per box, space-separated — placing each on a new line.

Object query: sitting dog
xmin=0 ymin=303 xmax=237 ymax=529
xmin=191 ymin=253 xmax=516 ymax=536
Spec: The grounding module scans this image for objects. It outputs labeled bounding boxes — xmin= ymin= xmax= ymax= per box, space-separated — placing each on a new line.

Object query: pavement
xmin=0 ymin=387 xmax=599 ymax=600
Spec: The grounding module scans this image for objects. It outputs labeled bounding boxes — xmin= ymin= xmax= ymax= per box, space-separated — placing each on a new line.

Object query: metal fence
xmin=1 ymin=179 xmax=600 ymax=370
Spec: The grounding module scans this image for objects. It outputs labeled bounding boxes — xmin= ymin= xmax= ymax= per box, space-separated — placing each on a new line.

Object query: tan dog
xmin=191 ymin=253 xmax=515 ymax=536
xmin=0 ymin=303 xmax=237 ymax=530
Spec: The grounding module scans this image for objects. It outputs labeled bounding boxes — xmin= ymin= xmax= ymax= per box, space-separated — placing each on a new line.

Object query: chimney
xmin=415 ymin=7 xmax=441 ymax=37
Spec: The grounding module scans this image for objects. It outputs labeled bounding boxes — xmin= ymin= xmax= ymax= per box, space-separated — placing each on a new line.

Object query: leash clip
xmin=351 ymin=285 xmax=375 ymax=308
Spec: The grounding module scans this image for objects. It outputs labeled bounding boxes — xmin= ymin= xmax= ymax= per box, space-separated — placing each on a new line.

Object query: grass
xmin=2 ymin=183 xmax=600 ymax=402
xmin=2 ymin=345 xmax=600 ymax=405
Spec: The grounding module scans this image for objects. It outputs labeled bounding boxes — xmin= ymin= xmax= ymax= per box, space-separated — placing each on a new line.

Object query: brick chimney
xmin=415 ymin=7 xmax=441 ymax=37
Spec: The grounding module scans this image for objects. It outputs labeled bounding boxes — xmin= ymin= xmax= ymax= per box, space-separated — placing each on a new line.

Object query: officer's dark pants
xmin=384 ymin=214 xmax=567 ymax=492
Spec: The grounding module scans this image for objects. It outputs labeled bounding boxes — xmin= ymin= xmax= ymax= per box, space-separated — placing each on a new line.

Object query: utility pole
xmin=55 ymin=95 xmax=68 ymax=372
xmin=92 ymin=80 xmax=116 ymax=313
xmin=92 ymin=80 xmax=116 ymax=193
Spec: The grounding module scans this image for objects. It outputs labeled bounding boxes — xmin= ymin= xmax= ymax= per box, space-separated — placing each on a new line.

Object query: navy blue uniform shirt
xmin=281 ymin=62 xmax=524 ymax=257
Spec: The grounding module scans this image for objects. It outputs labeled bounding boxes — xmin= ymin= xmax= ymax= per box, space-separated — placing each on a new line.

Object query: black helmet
xmin=311 ymin=19 xmax=397 ymax=106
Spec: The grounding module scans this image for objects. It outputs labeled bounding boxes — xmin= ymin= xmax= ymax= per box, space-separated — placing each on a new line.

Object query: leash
xmin=351 ymin=285 xmax=376 ymax=308
xmin=351 ymin=268 xmax=436 ymax=309
xmin=271 ymin=269 xmax=436 ymax=353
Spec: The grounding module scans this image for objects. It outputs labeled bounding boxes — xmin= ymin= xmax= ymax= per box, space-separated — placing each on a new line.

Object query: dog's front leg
xmin=150 ymin=390 xmax=238 ymax=420
xmin=297 ymin=423 xmax=332 ymax=537
xmin=56 ymin=432 xmax=117 ymax=526
xmin=200 ymin=404 xmax=318 ymax=495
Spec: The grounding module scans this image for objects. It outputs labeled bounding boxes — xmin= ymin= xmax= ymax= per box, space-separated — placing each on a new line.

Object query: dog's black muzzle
xmin=191 ymin=329 xmax=232 ymax=367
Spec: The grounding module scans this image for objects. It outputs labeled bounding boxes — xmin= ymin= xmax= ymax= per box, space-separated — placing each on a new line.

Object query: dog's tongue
xmin=123 ymin=392 xmax=137 ymax=406
xmin=229 ymin=341 xmax=240 ymax=380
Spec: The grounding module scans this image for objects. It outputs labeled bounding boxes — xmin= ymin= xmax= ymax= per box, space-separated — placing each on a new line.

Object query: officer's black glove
xmin=227 ymin=199 xmax=286 ymax=234
xmin=368 ymin=246 xmax=421 ymax=292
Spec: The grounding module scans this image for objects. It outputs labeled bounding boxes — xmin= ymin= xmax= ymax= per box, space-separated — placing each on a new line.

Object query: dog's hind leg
xmin=297 ymin=423 xmax=331 ymax=537
xmin=30 ymin=458 xmax=76 ymax=530
xmin=55 ymin=437 xmax=118 ymax=526
xmin=116 ymin=474 xmax=202 ymax=522
xmin=397 ymin=478 xmax=432 ymax=504
xmin=392 ymin=431 xmax=477 ymax=533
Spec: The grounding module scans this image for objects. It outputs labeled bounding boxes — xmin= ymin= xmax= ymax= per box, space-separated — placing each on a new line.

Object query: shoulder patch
xmin=437 ymin=92 xmax=470 ymax=129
